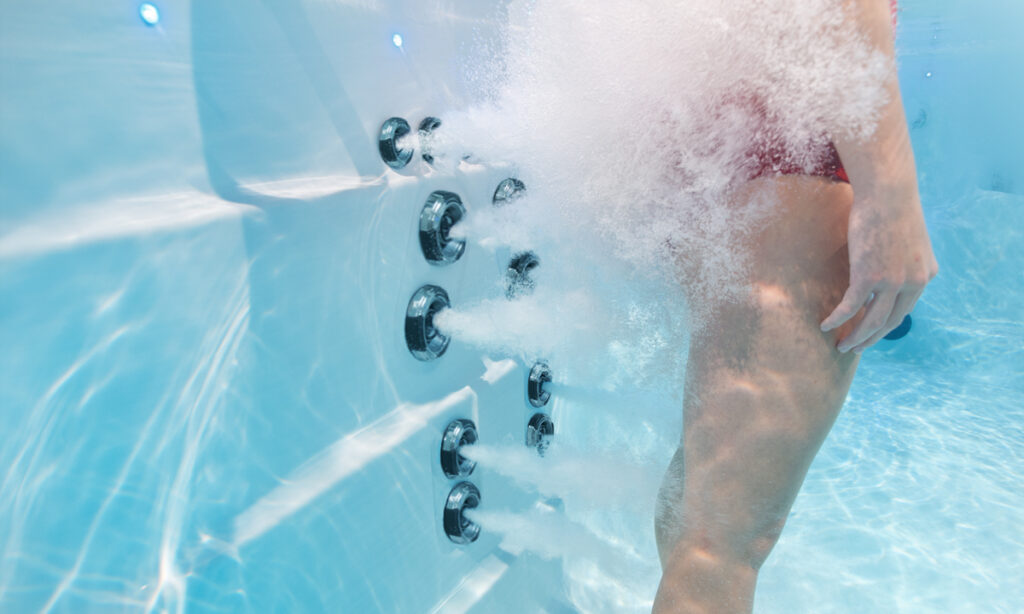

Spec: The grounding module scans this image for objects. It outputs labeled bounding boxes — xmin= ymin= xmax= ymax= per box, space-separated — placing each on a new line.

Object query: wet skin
xmin=653 ymin=175 xmax=865 ymax=613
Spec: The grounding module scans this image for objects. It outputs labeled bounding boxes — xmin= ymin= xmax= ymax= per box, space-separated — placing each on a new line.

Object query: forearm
xmin=834 ymin=0 xmax=919 ymax=206
xmin=821 ymin=0 xmax=937 ymax=347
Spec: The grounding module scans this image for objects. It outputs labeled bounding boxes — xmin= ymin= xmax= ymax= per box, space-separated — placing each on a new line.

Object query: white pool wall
xmin=1 ymin=1 xmax=573 ymax=612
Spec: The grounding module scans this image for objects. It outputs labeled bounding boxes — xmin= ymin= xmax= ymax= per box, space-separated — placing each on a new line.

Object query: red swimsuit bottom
xmin=749 ymin=0 xmax=897 ymax=185
xmin=751 ymin=141 xmax=850 ymax=183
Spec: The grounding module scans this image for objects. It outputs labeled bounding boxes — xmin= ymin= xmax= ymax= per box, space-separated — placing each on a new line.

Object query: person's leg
xmin=652 ymin=176 xmax=863 ymax=613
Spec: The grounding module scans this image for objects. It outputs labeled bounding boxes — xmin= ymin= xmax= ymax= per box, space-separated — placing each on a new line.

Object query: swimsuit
xmin=750 ymin=141 xmax=849 ymax=183
xmin=749 ymin=0 xmax=898 ymax=185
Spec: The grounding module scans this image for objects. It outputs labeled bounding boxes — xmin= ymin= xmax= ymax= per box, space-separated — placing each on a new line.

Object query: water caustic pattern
xmin=1 ymin=1 xmax=570 ymax=612
xmin=1 ymin=0 xmax=1023 ymax=613
xmin=0 ymin=220 xmax=253 ymax=611
xmin=760 ymin=360 xmax=1024 ymax=613
xmin=429 ymin=3 xmax=1024 ymax=610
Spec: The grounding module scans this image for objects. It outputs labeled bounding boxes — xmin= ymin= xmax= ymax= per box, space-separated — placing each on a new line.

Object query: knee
xmin=744 ymin=516 xmax=786 ymax=571
xmin=655 ymin=447 xmax=791 ymax=572
xmin=678 ymin=514 xmax=787 ymax=573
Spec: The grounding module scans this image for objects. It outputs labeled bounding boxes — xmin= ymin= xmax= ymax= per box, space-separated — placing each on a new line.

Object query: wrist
xmin=851 ymin=176 xmax=920 ymax=212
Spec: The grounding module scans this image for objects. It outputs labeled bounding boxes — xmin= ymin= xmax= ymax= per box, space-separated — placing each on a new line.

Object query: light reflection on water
xmin=0 ymin=1 xmax=1022 ymax=613
xmin=0 ymin=218 xmax=253 ymax=612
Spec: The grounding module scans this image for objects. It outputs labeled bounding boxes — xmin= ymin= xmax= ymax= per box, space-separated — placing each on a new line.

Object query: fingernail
xmin=837 ymin=345 xmax=848 ymax=353
xmin=853 ymin=347 xmax=864 ymax=354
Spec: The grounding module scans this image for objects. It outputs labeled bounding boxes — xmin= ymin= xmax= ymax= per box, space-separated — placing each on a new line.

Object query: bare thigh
xmin=657 ymin=175 xmax=863 ymax=568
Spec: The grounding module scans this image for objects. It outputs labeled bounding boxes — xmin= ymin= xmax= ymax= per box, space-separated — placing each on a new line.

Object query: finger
xmin=821 ymin=283 xmax=873 ymax=332
xmin=850 ymin=290 xmax=920 ymax=353
xmin=837 ymin=289 xmax=898 ymax=352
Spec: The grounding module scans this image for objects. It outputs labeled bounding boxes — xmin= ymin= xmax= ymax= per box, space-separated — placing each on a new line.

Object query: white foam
xmin=465 ymin=505 xmax=650 ymax=578
xmin=433 ymin=2 xmax=893 ymax=609
xmin=443 ymin=0 xmax=889 ymax=293
xmin=435 ymin=252 xmax=689 ymax=392
xmin=428 ymin=0 xmax=891 ymax=395
xmin=460 ymin=443 xmax=660 ymax=513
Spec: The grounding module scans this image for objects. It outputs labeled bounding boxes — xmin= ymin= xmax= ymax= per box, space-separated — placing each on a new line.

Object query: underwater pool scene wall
xmin=1 ymin=1 xmax=1022 ymax=612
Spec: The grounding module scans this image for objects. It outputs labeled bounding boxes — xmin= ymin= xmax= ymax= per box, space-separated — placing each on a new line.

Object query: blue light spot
xmin=392 ymin=33 xmax=404 ymax=48
xmin=139 ymin=3 xmax=160 ymax=26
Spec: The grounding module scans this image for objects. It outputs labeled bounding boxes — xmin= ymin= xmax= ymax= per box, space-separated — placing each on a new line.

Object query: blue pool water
xmin=1 ymin=1 xmax=1022 ymax=613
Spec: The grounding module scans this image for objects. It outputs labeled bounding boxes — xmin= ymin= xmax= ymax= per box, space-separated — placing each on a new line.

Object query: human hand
xmin=820 ymin=187 xmax=938 ymax=353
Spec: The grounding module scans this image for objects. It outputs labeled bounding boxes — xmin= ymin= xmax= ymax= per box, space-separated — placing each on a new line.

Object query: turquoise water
xmin=1 ymin=1 xmax=1022 ymax=613
xmin=753 ymin=4 xmax=1024 ymax=610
